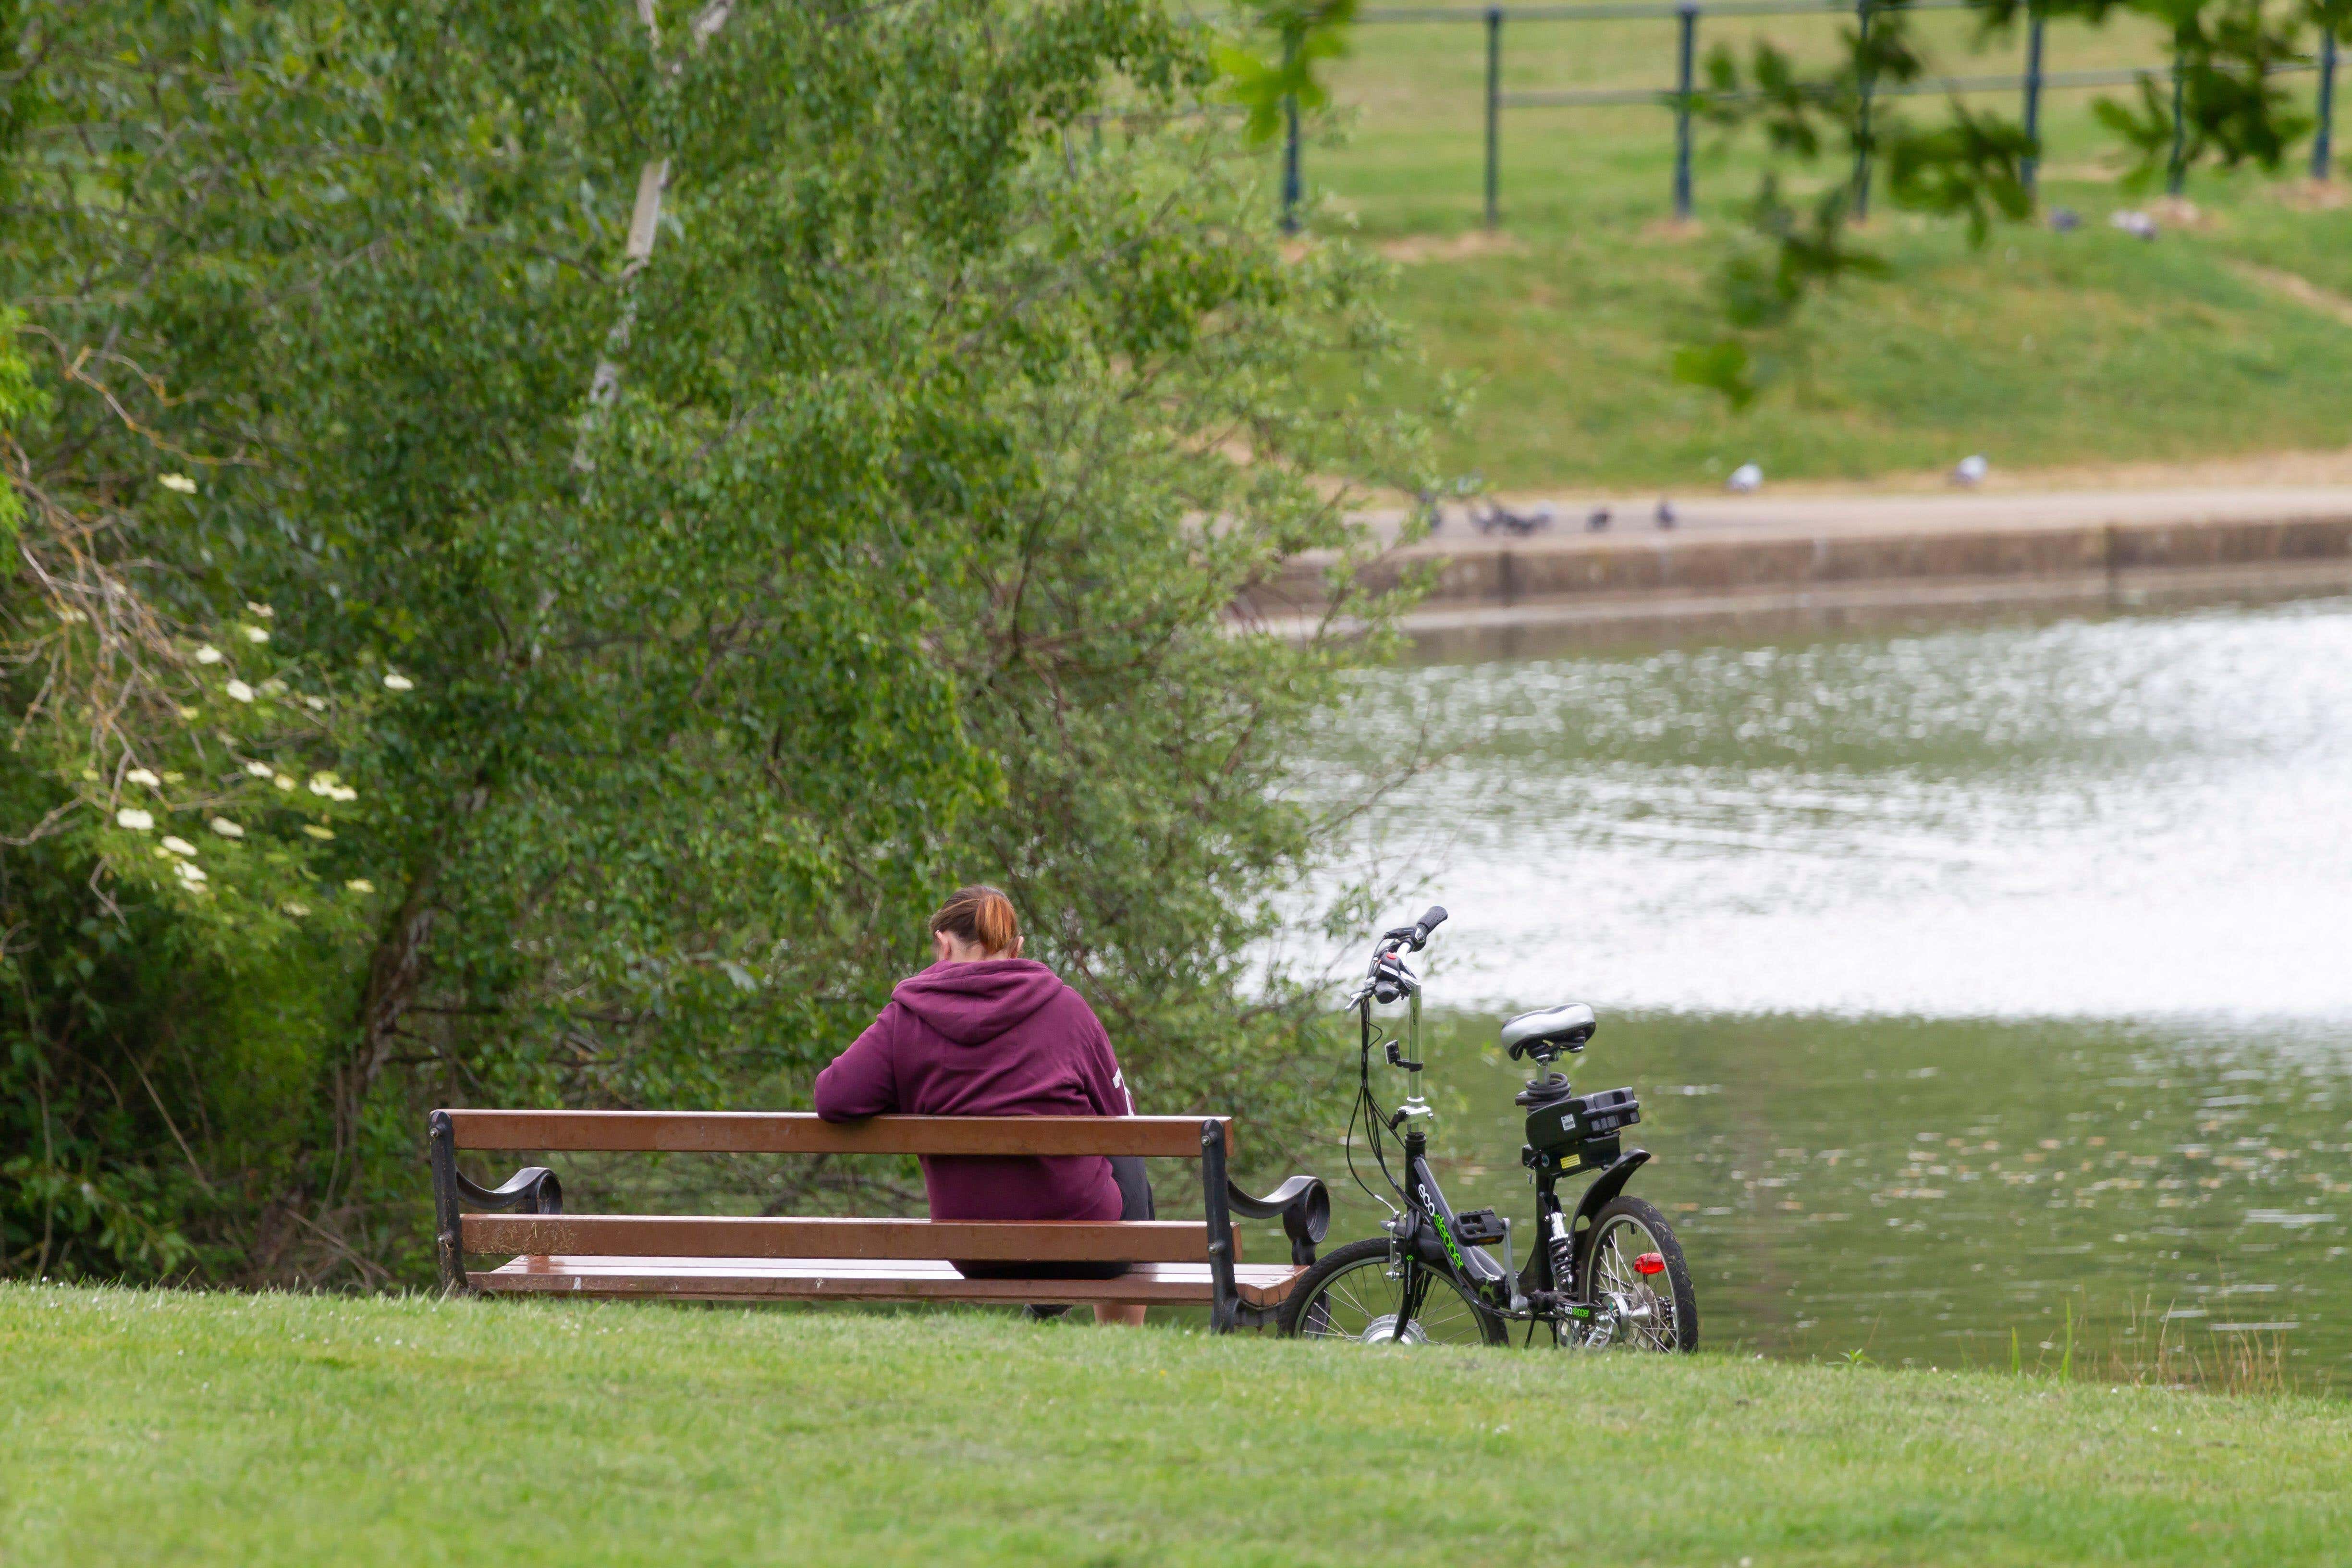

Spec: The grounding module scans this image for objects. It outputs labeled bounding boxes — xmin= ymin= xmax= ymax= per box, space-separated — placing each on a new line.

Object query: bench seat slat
xmin=444 ymin=1110 xmax=1227 ymax=1157
xmin=463 ymin=1213 xmax=1220 ymax=1263
xmin=472 ymin=1255 xmax=1302 ymax=1308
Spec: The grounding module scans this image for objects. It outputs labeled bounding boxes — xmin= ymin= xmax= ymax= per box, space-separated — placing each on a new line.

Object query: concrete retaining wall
xmin=1241 ymin=510 xmax=2352 ymax=644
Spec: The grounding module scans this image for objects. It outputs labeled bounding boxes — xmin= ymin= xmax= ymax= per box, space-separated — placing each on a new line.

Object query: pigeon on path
xmin=1473 ymin=500 xmax=1556 ymax=537
xmin=1655 ymin=498 xmax=1677 ymax=529
xmin=1726 ymin=463 xmax=1763 ymax=493
xmin=1587 ymin=506 xmax=1612 ymax=532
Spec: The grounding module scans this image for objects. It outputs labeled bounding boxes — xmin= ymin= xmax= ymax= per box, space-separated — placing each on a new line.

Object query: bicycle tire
xmin=1277 ymin=1236 xmax=1508 ymax=1345
xmin=1575 ymin=1195 xmax=1699 ymax=1352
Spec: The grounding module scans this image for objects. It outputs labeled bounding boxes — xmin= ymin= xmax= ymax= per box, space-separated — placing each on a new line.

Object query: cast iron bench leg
xmin=1201 ymin=1119 xmax=1238 ymax=1333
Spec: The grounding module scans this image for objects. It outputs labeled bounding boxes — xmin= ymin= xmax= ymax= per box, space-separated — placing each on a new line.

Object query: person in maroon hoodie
xmin=813 ymin=886 xmax=1151 ymax=1326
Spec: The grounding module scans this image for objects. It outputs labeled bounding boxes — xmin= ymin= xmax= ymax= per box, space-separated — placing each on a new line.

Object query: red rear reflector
xmin=1635 ymin=1252 xmax=1666 ymax=1276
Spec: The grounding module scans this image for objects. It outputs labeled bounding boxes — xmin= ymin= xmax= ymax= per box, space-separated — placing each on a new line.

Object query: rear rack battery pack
xmin=1524 ymin=1086 xmax=1641 ymax=1154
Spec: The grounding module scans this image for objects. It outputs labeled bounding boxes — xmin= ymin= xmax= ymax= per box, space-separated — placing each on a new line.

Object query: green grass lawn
xmin=7 ymin=1283 xmax=2352 ymax=1566
xmin=1286 ymin=3 xmax=2352 ymax=487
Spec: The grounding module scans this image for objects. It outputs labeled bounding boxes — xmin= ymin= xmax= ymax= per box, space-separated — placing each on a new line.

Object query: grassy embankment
xmin=7 ymin=1283 xmax=2352 ymax=1565
xmin=1298 ymin=4 xmax=2352 ymax=489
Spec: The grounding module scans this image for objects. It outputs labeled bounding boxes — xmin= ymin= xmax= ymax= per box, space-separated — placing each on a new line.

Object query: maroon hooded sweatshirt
xmin=813 ymin=959 xmax=1132 ymax=1222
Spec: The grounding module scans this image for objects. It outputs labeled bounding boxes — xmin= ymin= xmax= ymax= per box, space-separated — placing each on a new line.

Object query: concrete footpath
xmin=1242 ymin=486 xmax=2352 ymax=649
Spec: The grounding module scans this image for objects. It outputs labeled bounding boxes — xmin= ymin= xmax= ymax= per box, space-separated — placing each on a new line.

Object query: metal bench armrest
xmin=1224 ymin=1174 xmax=1331 ymax=1267
xmin=430 ymin=1110 xmax=564 ymax=1294
xmin=1198 ymin=1123 xmax=1331 ymax=1332
xmin=457 ymin=1164 xmax=564 ymax=1214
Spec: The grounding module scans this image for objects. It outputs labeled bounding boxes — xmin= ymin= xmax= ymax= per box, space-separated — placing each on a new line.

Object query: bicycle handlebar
xmin=1350 ymin=904 xmax=1452 ymax=1007
xmin=1374 ymin=905 xmax=1448 ymax=957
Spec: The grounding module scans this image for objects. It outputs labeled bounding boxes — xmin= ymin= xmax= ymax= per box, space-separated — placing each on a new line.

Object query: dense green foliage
xmin=11 ymin=1284 xmax=2352 ymax=1565
xmin=1 ymin=0 xmax=1432 ymax=1283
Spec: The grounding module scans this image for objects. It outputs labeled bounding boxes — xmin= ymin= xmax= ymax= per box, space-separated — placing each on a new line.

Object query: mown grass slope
xmin=5 ymin=1283 xmax=2350 ymax=1566
xmin=1293 ymin=3 xmax=2352 ymax=487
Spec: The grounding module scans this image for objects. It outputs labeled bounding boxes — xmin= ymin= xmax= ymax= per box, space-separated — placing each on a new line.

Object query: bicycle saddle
xmin=1500 ymin=1003 xmax=1597 ymax=1059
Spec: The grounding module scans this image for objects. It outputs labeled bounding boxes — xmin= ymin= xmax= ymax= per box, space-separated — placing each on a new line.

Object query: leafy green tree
xmin=3 ymin=0 xmax=1430 ymax=1282
xmin=2084 ymin=0 xmax=2317 ymax=185
xmin=1220 ymin=0 xmax=1360 ymax=144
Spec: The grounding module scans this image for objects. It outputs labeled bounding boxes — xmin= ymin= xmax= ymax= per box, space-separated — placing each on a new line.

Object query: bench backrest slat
xmin=464 ymin=1213 xmax=1216 ymax=1263
xmin=442 ymin=1110 xmax=1225 ymax=1157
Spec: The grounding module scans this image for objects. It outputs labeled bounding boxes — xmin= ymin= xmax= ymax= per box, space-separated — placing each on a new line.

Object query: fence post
xmin=2167 ymin=32 xmax=2188 ymax=197
xmin=1485 ymin=6 xmax=1504 ymax=228
xmin=1281 ymin=25 xmax=1303 ymax=233
xmin=1852 ymin=0 xmax=1875 ymax=219
xmin=2317 ymin=29 xmax=2339 ymax=182
xmin=2020 ymin=5 xmax=2046 ymax=199
xmin=1674 ymin=0 xmax=1699 ymax=220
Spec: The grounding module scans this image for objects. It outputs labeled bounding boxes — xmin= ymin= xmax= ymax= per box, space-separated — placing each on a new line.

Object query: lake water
xmin=1300 ymin=599 xmax=2352 ymax=1384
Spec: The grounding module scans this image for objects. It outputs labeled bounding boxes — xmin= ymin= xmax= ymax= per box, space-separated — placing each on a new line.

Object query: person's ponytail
xmin=929 ymin=885 xmax=1020 ymax=956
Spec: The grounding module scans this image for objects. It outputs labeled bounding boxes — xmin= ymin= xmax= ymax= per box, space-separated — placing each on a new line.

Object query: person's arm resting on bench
xmin=813 ymin=1012 xmax=896 ymax=1120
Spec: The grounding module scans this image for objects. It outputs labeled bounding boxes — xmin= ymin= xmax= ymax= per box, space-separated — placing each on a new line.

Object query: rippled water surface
xmin=1295 ymin=600 xmax=2352 ymax=1382
xmin=1318 ymin=601 xmax=2352 ymax=1018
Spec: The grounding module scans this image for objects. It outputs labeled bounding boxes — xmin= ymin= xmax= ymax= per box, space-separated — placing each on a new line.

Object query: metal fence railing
xmin=1275 ymin=1 xmax=2342 ymax=229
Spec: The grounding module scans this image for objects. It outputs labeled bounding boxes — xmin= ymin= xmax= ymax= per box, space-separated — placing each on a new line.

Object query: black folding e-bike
xmin=1278 ymin=906 xmax=1699 ymax=1350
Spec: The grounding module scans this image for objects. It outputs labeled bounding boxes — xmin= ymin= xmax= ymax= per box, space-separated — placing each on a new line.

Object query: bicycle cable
xmin=1343 ymin=1022 xmax=1402 ymax=1213
xmin=1359 ymin=1043 xmax=1404 ymax=1204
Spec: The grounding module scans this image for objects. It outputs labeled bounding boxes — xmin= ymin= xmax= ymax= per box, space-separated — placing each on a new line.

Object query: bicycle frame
xmin=1348 ymin=934 xmax=1655 ymax=1345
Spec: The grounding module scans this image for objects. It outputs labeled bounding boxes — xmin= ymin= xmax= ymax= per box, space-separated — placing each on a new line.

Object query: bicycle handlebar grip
xmin=1410 ymin=905 xmax=1448 ymax=946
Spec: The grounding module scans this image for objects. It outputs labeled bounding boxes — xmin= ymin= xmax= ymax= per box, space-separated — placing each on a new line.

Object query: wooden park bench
xmin=429 ymin=1109 xmax=1330 ymax=1331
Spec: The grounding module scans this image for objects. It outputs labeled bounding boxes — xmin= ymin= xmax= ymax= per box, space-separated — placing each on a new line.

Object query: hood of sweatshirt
xmin=891 ymin=958 xmax=1067 ymax=1046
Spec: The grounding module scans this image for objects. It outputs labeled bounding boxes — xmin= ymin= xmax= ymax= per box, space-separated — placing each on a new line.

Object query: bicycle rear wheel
xmin=1278 ymin=1237 xmax=1507 ymax=1346
xmin=1575 ymin=1195 xmax=1699 ymax=1352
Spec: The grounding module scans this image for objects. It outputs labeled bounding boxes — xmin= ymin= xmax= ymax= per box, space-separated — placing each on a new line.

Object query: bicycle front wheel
xmin=1278 ymin=1237 xmax=1507 ymax=1346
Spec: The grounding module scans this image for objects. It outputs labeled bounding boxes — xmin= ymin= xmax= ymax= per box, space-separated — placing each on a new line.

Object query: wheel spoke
xmin=1298 ymin=1251 xmax=1495 ymax=1346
